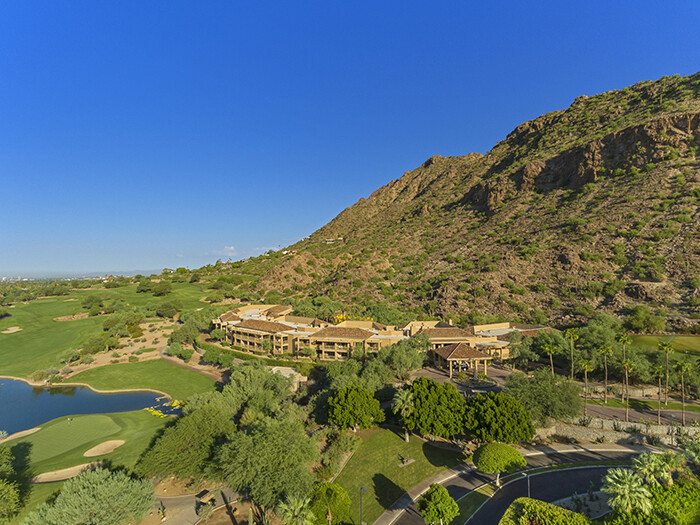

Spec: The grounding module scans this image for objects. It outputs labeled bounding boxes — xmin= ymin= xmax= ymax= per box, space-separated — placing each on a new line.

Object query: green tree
xmin=472 ymin=443 xmax=526 ymax=487
xmin=417 ymin=483 xmax=459 ymax=525
xmin=377 ymin=336 xmax=426 ymax=380
xmin=625 ymin=305 xmax=665 ymax=333
xmin=328 ymin=385 xmax=385 ymax=431
xmin=597 ymin=345 xmax=613 ymax=404
xmin=579 ymin=360 xmax=594 ymax=417
xmin=504 ymin=369 xmax=582 ymax=425
xmin=633 ymin=453 xmax=664 ymax=487
xmin=215 ymin=418 xmax=318 ymax=510
xmin=565 ymin=328 xmax=579 ymax=381
xmin=544 ymin=343 xmax=557 ymax=376
xmin=656 ymin=452 xmax=688 ymax=487
xmin=135 ymin=404 xmax=235 ymax=479
xmin=22 ymin=468 xmax=154 ymax=525
xmin=392 ymin=389 xmax=415 ymax=442
xmin=276 ymin=495 xmax=316 ymax=525
xmin=151 ymin=281 xmax=172 ymax=296
xmin=0 ymin=479 xmax=20 ymax=523
xmin=617 ymin=332 xmax=631 ymax=361
xmin=464 ymin=392 xmax=534 ymax=444
xmin=308 ymin=482 xmax=350 ymax=525
xmin=674 ymin=359 xmax=692 ymax=426
xmin=602 ymin=468 xmax=651 ymax=515
xmin=407 ymin=378 xmax=465 ymax=439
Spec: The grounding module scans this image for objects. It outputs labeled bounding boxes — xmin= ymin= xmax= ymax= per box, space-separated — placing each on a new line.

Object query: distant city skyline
xmin=2 ymin=1 xmax=700 ymax=275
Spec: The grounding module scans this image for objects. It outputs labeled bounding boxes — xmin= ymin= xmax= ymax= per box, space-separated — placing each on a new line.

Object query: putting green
xmin=68 ymin=359 xmax=216 ymax=400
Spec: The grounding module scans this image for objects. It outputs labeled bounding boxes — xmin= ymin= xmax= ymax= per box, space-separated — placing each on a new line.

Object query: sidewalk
xmin=373 ymin=443 xmax=654 ymax=525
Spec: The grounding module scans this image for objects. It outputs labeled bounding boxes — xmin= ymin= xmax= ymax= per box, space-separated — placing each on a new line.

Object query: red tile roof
xmin=433 ymin=343 xmax=492 ymax=360
xmin=219 ymin=311 xmax=241 ymax=322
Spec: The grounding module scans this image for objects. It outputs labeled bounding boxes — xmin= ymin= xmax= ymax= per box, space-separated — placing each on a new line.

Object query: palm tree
xmin=674 ymin=360 xmax=691 ymax=426
xmin=597 ymin=345 xmax=613 ymax=404
xmin=653 ymin=365 xmax=664 ymax=425
xmin=679 ymin=438 xmax=700 ymax=468
xmin=633 ymin=453 xmax=664 ymax=487
xmin=544 ymin=344 xmax=556 ymax=376
xmin=617 ymin=332 xmax=631 ymax=401
xmin=565 ymin=328 xmax=579 ymax=381
xmin=276 ymin=496 xmax=315 ymax=525
xmin=658 ymin=341 xmax=673 ymax=406
xmin=656 ymin=452 xmax=687 ymax=487
xmin=392 ymin=389 xmax=415 ymax=443
xmin=617 ymin=332 xmax=631 ymax=361
xmin=601 ymin=468 xmax=652 ymax=515
xmin=579 ymin=360 xmax=594 ymax=417
xmin=622 ymin=359 xmax=633 ymax=422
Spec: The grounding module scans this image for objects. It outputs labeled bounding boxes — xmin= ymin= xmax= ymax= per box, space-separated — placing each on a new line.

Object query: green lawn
xmin=631 ymin=335 xmax=700 ymax=355
xmin=0 ymin=282 xmax=208 ymax=378
xmin=6 ymin=410 xmax=168 ymax=524
xmin=69 ymin=359 xmax=216 ymax=400
xmin=589 ymin=397 xmax=700 ymax=414
xmin=334 ymin=428 xmax=463 ymax=525
xmin=454 ymin=485 xmax=493 ymax=524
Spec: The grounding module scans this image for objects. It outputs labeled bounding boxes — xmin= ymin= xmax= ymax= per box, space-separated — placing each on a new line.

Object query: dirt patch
xmin=154 ymin=476 xmax=220 ymax=497
xmin=201 ymin=500 xmax=283 ymax=525
xmin=83 ymin=440 xmax=125 ymax=457
xmin=64 ymin=298 xmax=78 ymax=302
xmin=0 ymin=427 xmax=40 ymax=444
xmin=54 ymin=313 xmax=89 ymax=322
xmin=31 ymin=462 xmax=102 ymax=483
xmin=0 ymin=326 xmax=22 ymax=334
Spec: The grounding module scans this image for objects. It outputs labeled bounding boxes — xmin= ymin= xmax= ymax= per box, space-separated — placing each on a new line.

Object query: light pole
xmin=360 ymin=486 xmax=368 ymax=525
xmin=521 ymin=472 xmax=530 ymax=498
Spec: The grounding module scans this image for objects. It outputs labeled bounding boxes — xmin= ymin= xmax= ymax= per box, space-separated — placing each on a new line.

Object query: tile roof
xmin=419 ymin=327 xmax=473 ymax=339
xmin=265 ymin=305 xmax=293 ymax=318
xmin=433 ymin=343 xmax=492 ymax=360
xmin=219 ymin=311 xmax=241 ymax=322
xmin=311 ymin=326 xmax=374 ymax=339
xmin=235 ymin=319 xmax=291 ymax=333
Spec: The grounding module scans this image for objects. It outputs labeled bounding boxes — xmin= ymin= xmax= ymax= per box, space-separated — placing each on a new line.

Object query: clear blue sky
xmin=2 ymin=1 xmax=699 ymax=277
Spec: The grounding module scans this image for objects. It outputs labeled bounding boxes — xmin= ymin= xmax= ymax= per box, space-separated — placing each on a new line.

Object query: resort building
xmin=212 ymin=305 xmax=548 ymax=364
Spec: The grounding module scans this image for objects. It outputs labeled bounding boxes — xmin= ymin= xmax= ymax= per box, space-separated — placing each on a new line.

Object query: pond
xmin=0 ymin=379 xmax=171 ymax=435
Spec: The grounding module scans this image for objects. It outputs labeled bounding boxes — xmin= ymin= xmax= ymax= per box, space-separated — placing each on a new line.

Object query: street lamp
xmin=360 ymin=486 xmax=368 ymax=525
xmin=521 ymin=472 xmax=530 ymax=498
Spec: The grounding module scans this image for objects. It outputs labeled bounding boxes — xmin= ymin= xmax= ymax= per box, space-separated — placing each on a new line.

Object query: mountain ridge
xmin=224 ymin=72 xmax=700 ymax=330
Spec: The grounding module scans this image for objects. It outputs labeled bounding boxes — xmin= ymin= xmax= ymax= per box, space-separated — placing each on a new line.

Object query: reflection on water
xmin=0 ymin=379 xmax=172 ymax=435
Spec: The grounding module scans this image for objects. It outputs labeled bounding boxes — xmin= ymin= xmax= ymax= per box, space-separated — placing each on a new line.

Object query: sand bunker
xmin=53 ymin=313 xmax=89 ymax=322
xmin=0 ymin=427 xmax=40 ymax=444
xmin=83 ymin=440 xmax=125 ymax=457
xmin=1 ymin=326 xmax=22 ymax=334
xmin=31 ymin=462 xmax=102 ymax=483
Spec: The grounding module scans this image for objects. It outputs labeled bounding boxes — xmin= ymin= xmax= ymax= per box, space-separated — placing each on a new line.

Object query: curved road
xmin=389 ymin=446 xmax=646 ymax=525
xmin=467 ymin=466 xmax=611 ymax=523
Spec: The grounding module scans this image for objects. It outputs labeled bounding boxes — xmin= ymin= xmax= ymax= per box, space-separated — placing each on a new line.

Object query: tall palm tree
xmin=392 ymin=389 xmax=415 ymax=443
xmin=597 ymin=345 xmax=613 ymax=404
xmin=622 ymin=359 xmax=633 ymax=422
xmin=633 ymin=453 xmax=663 ymax=487
xmin=579 ymin=360 xmax=594 ymax=417
xmin=276 ymin=496 xmax=315 ymax=525
xmin=544 ymin=344 xmax=556 ymax=376
xmin=674 ymin=360 xmax=691 ymax=426
xmin=601 ymin=468 xmax=652 ymax=515
xmin=617 ymin=332 xmax=631 ymax=401
xmin=617 ymin=332 xmax=631 ymax=361
xmin=565 ymin=328 xmax=579 ymax=381
xmin=658 ymin=341 xmax=673 ymax=405
xmin=653 ymin=365 xmax=664 ymax=425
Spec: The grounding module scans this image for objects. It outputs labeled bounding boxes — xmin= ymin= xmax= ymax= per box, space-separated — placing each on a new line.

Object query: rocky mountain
xmin=230 ymin=72 xmax=700 ymax=330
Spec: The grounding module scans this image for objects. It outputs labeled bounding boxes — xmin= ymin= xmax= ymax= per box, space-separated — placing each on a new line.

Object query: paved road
xmin=586 ymin=401 xmax=700 ymax=426
xmin=386 ymin=446 xmax=648 ymax=525
xmin=468 ymin=466 xmax=612 ymax=524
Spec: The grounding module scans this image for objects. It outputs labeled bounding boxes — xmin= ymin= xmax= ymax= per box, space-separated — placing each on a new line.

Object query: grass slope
xmin=631 ymin=335 xmax=700 ymax=355
xmin=7 ymin=410 xmax=168 ymax=524
xmin=334 ymin=428 xmax=462 ymax=525
xmin=0 ymin=282 xmax=207 ymax=378
xmin=69 ymin=360 xmax=215 ymax=400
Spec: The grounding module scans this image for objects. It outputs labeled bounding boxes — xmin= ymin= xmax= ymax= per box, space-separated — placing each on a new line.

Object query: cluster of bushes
xmin=316 ymin=429 xmax=361 ymax=480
